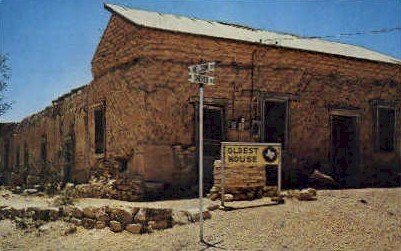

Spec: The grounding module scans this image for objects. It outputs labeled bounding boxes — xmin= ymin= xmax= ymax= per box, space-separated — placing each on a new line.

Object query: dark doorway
xmin=2 ymin=140 xmax=10 ymax=183
xmin=202 ymin=106 xmax=224 ymax=192
xmin=331 ymin=115 xmax=359 ymax=187
xmin=264 ymin=101 xmax=287 ymax=147
xmin=63 ymin=135 xmax=75 ymax=184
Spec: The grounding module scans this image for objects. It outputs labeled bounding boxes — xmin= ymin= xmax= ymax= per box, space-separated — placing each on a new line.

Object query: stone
xmin=64 ymin=225 xmax=77 ymax=236
xmin=210 ymin=186 xmax=219 ymax=193
xmin=83 ymin=207 xmax=98 ymax=219
xmin=69 ymin=218 xmax=82 ymax=226
xmin=125 ymin=223 xmax=142 ymax=234
xmin=33 ymin=184 xmax=44 ymax=191
xmin=23 ymin=188 xmax=38 ymax=195
xmin=172 ymin=211 xmax=189 ymax=226
xmin=38 ymin=224 xmax=50 ymax=233
xmin=109 ymin=207 xmax=133 ymax=225
xmin=185 ymin=209 xmax=212 ymax=222
xmin=64 ymin=205 xmax=83 ymax=218
xmin=109 ymin=220 xmax=123 ymax=232
xmin=1 ymin=207 xmax=18 ymax=219
xmin=65 ymin=183 xmax=75 ymax=189
xmin=207 ymin=204 xmax=220 ymax=211
xmin=148 ymin=220 xmax=169 ymax=230
xmin=209 ymin=193 xmax=220 ymax=201
xmin=134 ymin=208 xmax=147 ymax=223
xmin=147 ymin=208 xmax=172 ymax=221
xmin=48 ymin=209 xmax=59 ymax=221
xmin=82 ymin=218 xmax=96 ymax=229
xmin=296 ymin=188 xmax=317 ymax=201
xmin=132 ymin=207 xmax=140 ymax=217
xmin=95 ymin=220 xmax=106 ymax=229
xmin=224 ymin=194 xmax=234 ymax=202
xmin=309 ymin=170 xmax=339 ymax=188
xmin=15 ymin=217 xmax=29 ymax=229
xmin=271 ymin=195 xmax=285 ymax=204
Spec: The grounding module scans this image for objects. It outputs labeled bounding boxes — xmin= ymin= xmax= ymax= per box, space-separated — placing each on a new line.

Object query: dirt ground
xmin=1 ymin=188 xmax=401 ymax=251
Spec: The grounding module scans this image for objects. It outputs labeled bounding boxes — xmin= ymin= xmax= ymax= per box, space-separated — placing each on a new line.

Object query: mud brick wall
xmin=1 ymin=12 xmax=401 ymax=190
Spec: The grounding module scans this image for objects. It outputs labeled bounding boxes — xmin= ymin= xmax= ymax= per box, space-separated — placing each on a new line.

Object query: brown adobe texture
xmin=1 ymin=13 xmax=400 ymax=197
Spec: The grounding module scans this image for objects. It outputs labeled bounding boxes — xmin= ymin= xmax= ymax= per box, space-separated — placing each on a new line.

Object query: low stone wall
xmin=210 ymin=160 xmax=278 ymax=201
xmin=0 ymin=205 xmax=212 ymax=234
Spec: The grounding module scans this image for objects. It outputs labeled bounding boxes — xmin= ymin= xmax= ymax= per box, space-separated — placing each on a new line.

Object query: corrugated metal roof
xmin=105 ymin=4 xmax=401 ymax=65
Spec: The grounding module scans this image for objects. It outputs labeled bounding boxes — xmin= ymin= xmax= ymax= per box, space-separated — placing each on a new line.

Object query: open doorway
xmin=201 ymin=106 xmax=224 ymax=192
xmin=263 ymin=100 xmax=288 ymax=147
xmin=330 ymin=114 xmax=359 ymax=187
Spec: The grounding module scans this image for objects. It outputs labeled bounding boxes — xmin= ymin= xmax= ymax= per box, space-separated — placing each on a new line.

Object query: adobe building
xmin=1 ymin=4 xmax=400 ymax=194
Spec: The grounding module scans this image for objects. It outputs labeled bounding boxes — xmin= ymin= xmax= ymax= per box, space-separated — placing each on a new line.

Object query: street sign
xmin=220 ymin=142 xmax=282 ymax=207
xmin=188 ymin=62 xmax=215 ymax=74
xmin=222 ymin=143 xmax=281 ymax=167
xmin=188 ymin=74 xmax=214 ymax=85
xmin=188 ymin=61 xmax=216 ymax=243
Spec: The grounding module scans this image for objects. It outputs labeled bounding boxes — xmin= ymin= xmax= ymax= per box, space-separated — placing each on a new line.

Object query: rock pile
xmin=0 ymin=206 xmax=61 ymax=222
xmin=211 ymin=160 xmax=281 ymax=201
xmin=74 ymin=158 xmax=146 ymax=201
xmin=283 ymin=188 xmax=317 ymax=201
xmin=0 ymin=204 xmax=212 ymax=235
xmin=207 ymin=185 xmax=279 ymax=201
xmin=62 ymin=205 xmax=211 ymax=233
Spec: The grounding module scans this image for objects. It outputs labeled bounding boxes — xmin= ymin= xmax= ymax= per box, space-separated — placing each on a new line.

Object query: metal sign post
xmin=189 ymin=62 xmax=215 ymax=243
xmin=221 ymin=144 xmax=226 ymax=208
xmin=198 ymin=83 xmax=204 ymax=242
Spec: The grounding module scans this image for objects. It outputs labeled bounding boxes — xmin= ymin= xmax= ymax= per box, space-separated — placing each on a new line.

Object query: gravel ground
xmin=0 ymin=187 xmax=219 ymax=211
xmin=1 ymin=188 xmax=401 ymax=251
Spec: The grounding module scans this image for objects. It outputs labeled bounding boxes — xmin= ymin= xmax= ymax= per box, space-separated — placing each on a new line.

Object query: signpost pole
xmin=198 ymin=83 xmax=204 ymax=243
xmin=188 ymin=61 xmax=215 ymax=244
xmin=221 ymin=145 xmax=225 ymax=208
xmin=278 ymin=159 xmax=282 ymax=194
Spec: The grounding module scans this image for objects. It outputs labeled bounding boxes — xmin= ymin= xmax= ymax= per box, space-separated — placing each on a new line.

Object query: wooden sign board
xmin=222 ymin=142 xmax=281 ymax=167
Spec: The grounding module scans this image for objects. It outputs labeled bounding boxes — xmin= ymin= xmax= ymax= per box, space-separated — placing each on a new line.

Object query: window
xmin=377 ymin=107 xmax=396 ymax=152
xmin=94 ymin=108 xmax=106 ymax=154
xmin=263 ymin=100 xmax=288 ymax=147
xmin=40 ymin=135 xmax=47 ymax=162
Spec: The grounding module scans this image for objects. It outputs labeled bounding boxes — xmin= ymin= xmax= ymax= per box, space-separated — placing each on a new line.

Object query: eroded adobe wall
xmin=0 ymin=87 xmax=89 ymax=185
xmin=2 ymin=13 xmax=400 ymax=189
xmin=91 ymin=13 xmax=401 ymax=186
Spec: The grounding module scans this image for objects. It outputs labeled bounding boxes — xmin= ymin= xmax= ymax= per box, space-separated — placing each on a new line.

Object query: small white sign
xmin=188 ymin=74 xmax=214 ymax=85
xmin=188 ymin=62 xmax=215 ymax=74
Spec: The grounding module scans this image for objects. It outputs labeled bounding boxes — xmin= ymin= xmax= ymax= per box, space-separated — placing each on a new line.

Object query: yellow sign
xmin=222 ymin=142 xmax=281 ymax=167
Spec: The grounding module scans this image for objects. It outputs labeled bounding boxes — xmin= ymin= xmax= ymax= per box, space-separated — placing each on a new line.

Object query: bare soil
xmin=1 ymin=188 xmax=401 ymax=250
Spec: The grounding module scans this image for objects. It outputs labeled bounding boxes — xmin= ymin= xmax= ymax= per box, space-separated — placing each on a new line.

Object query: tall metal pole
xmin=199 ymin=83 xmax=204 ymax=242
xmin=221 ymin=144 xmax=225 ymax=208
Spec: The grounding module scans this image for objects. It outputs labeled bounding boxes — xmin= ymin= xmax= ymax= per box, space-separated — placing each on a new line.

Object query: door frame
xmin=329 ymin=109 xmax=361 ymax=185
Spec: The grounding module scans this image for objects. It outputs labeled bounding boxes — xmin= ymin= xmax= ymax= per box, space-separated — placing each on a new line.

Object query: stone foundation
xmin=0 ymin=204 xmax=212 ymax=234
xmin=209 ymin=160 xmax=279 ymax=201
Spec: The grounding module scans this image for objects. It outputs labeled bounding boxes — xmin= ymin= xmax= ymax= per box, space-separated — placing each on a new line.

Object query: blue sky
xmin=1 ymin=0 xmax=400 ymax=122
